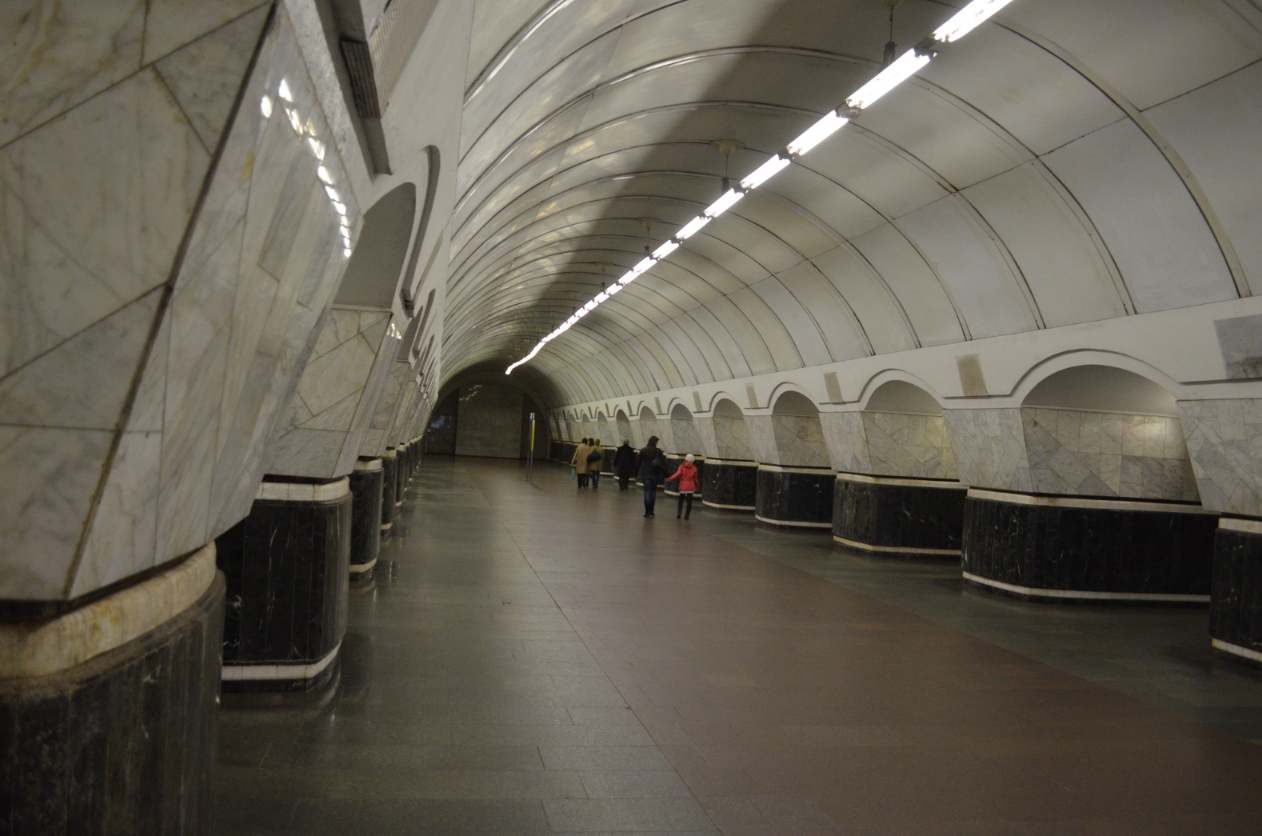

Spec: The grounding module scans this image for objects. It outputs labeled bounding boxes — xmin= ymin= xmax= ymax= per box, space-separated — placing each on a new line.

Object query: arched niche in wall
xmin=596 ymin=411 xmax=611 ymax=445
xmin=335 ymin=182 xmax=417 ymax=308
xmin=670 ymin=403 xmax=703 ymax=457
xmin=712 ymin=398 xmax=754 ymax=461
xmin=637 ymin=405 xmax=661 ymax=447
xmin=770 ymin=391 xmax=830 ymax=468
xmin=615 ymin=409 xmax=633 ymax=445
xmin=860 ymin=380 xmax=957 ymax=480
xmin=1019 ymin=365 xmax=1196 ymax=501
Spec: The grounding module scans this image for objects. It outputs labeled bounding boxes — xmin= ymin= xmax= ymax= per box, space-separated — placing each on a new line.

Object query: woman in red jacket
xmin=665 ymin=454 xmax=700 ymax=520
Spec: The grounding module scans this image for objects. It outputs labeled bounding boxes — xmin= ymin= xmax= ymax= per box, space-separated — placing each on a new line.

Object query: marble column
xmin=216 ymin=478 xmax=350 ymax=691
xmin=821 ymin=411 xmax=966 ymax=557
xmin=0 ymin=546 xmax=223 ymax=833
xmin=755 ymin=466 xmax=835 ymax=528
xmin=948 ymin=407 xmax=1213 ymax=602
xmin=833 ymin=474 xmax=967 ymax=557
xmin=1181 ymin=399 xmax=1262 ymax=665
xmin=380 ymin=448 xmax=398 ymax=533
xmin=395 ymin=442 xmax=409 ymax=506
xmin=702 ymin=459 xmax=759 ymax=510
xmin=349 ymin=458 xmax=383 ymax=577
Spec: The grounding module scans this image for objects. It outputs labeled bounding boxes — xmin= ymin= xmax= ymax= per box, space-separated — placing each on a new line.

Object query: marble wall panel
xmin=1 ymin=0 xmax=146 ymax=147
xmin=712 ymin=415 xmax=755 ymax=460
xmin=820 ymin=412 xmax=870 ymax=474
xmin=692 ymin=416 xmax=720 ymax=459
xmin=944 ymin=408 xmax=1032 ymax=492
xmin=363 ymin=363 xmax=410 ymax=456
xmin=771 ymin=415 xmax=832 ymax=469
xmin=1180 ymin=398 xmax=1262 ymax=517
xmin=144 ymin=0 xmax=270 ymax=66
xmin=745 ymin=415 xmax=780 ymax=465
xmin=1022 ymin=408 xmax=1198 ymax=501
xmin=864 ymin=412 xmax=958 ymax=480
xmin=670 ymin=418 xmax=704 ymax=456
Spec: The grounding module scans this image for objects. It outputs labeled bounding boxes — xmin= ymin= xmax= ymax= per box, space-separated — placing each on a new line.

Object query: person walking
xmin=613 ymin=439 xmax=636 ymax=491
xmin=588 ymin=439 xmax=604 ymax=489
xmin=637 ymin=436 xmax=666 ymax=517
xmin=572 ymin=438 xmax=593 ymax=488
xmin=664 ymin=454 xmax=700 ymax=520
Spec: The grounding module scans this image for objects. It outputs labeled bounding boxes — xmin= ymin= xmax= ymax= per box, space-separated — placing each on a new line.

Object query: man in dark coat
xmin=613 ymin=440 xmax=637 ymax=491
xmin=637 ymin=436 xmax=666 ymax=517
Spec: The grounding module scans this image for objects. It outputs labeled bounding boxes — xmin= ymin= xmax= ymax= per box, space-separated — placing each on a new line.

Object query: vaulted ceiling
xmin=442 ymin=0 xmax=1262 ymax=407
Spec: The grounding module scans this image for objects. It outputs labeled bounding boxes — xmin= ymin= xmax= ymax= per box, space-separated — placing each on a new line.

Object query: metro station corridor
xmin=216 ymin=458 xmax=1262 ymax=835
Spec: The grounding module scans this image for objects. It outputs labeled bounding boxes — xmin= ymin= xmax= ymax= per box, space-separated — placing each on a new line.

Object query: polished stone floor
xmin=215 ymin=457 xmax=1262 ymax=835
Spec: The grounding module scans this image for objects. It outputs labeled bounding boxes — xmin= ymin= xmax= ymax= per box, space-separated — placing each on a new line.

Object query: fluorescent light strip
xmin=506 ymin=0 xmax=1016 ymax=374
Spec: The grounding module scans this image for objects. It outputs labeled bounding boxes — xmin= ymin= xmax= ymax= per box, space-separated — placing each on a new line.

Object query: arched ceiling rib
xmin=440 ymin=0 xmax=1262 ymax=407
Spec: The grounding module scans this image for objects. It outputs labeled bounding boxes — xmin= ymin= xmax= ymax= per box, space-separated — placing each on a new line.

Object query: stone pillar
xmin=702 ymin=459 xmax=758 ymax=510
xmin=948 ymin=406 xmax=1214 ymax=602
xmin=216 ymin=478 xmax=350 ymax=691
xmin=0 ymin=547 xmax=223 ymax=833
xmin=380 ymin=448 xmax=398 ymax=533
xmin=395 ymin=442 xmax=409 ymax=506
xmin=755 ymin=465 xmax=835 ymax=528
xmin=349 ymin=458 xmax=384 ymax=577
xmin=821 ymin=408 xmax=967 ymax=557
xmin=1181 ymin=399 xmax=1262 ymax=665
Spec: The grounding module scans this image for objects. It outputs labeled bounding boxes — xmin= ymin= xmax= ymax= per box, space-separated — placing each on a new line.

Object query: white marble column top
xmin=354 ymin=458 xmax=383 ymax=472
xmin=837 ymin=472 xmax=966 ymax=489
xmin=1219 ymin=517 xmax=1262 ymax=535
xmin=0 ymin=544 xmax=217 ymax=680
xmin=255 ymin=477 xmax=350 ymax=502
xmin=757 ymin=464 xmax=835 ymax=475
xmin=967 ymin=488 xmax=1216 ymax=515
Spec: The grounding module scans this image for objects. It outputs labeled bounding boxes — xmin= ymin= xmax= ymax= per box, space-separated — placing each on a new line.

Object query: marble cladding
xmin=215 ymin=488 xmax=350 ymax=683
xmin=692 ymin=416 xmax=720 ymax=459
xmin=962 ymin=495 xmax=1217 ymax=597
xmin=944 ymin=409 xmax=1032 ymax=493
xmin=1022 ymin=408 xmax=1198 ymax=501
xmin=0 ymin=571 xmax=225 ymax=833
xmin=1180 ymin=398 xmax=1262 ymax=517
xmin=945 ymin=407 xmax=1197 ymax=503
xmin=349 ymin=464 xmax=382 ymax=569
xmin=394 ymin=381 xmax=420 ymax=446
xmin=380 ymin=452 xmax=397 ymax=529
xmin=823 ymin=412 xmax=958 ymax=479
xmin=712 ymin=415 xmax=754 ymax=460
xmin=755 ymin=467 xmax=835 ymax=526
xmin=702 ymin=461 xmax=758 ymax=509
xmin=833 ymin=478 xmax=966 ymax=554
xmin=359 ymin=362 xmax=409 ymax=456
xmin=744 ymin=415 xmax=779 ymax=465
xmin=1210 ymin=525 xmax=1262 ymax=657
xmin=267 ymin=308 xmax=399 ymax=478
xmin=670 ymin=418 xmax=704 ymax=456
xmin=1 ymin=4 xmax=369 ymax=602
xmin=771 ymin=415 xmax=832 ymax=468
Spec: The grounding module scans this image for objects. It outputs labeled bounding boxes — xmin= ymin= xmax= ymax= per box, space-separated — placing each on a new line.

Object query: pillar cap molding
xmin=1219 ymin=516 xmax=1262 ymax=535
xmin=256 ymin=477 xmax=350 ymax=503
xmin=354 ymin=458 xmax=384 ymax=472
xmin=0 ymin=545 xmax=217 ymax=681
xmin=757 ymin=464 xmax=834 ymax=475
xmin=837 ymin=472 xmax=966 ymax=489
xmin=967 ymin=488 xmax=1215 ymax=515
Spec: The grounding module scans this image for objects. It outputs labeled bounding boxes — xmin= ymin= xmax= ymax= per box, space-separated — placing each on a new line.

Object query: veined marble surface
xmin=267 ymin=308 xmax=399 ymax=479
xmin=946 ymin=407 xmax=1198 ymax=502
xmin=745 ymin=415 xmax=779 ymax=466
xmin=1180 ymin=398 xmax=1262 ymax=516
xmin=670 ymin=417 xmax=704 ymax=457
xmin=360 ymin=361 xmax=412 ymax=457
xmin=692 ymin=416 xmax=719 ymax=459
xmin=771 ymin=415 xmax=831 ymax=469
xmin=712 ymin=415 xmax=754 ymax=460
xmin=821 ymin=412 xmax=957 ymax=479
xmin=1 ymin=5 xmax=358 ymax=602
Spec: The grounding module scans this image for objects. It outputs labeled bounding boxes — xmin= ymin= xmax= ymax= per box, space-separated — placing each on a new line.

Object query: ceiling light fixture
xmin=506 ymin=0 xmax=1018 ymax=375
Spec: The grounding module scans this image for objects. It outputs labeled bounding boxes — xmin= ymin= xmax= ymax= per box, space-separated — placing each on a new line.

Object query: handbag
xmin=586 ymin=450 xmax=601 ymax=464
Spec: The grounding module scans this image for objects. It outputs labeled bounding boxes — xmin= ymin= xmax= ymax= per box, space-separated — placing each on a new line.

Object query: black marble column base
xmin=755 ymin=466 xmax=835 ymax=529
xmin=701 ymin=459 xmax=758 ymax=511
xmin=0 ymin=545 xmax=224 ymax=834
xmin=215 ymin=477 xmax=350 ymax=692
xmin=395 ymin=443 xmax=408 ymax=506
xmin=381 ymin=449 xmax=398 ymax=533
xmin=833 ymin=473 xmax=966 ymax=558
xmin=1209 ymin=518 xmax=1262 ymax=668
xmin=349 ymin=458 xmax=383 ymax=578
xmin=962 ymin=489 xmax=1217 ymax=603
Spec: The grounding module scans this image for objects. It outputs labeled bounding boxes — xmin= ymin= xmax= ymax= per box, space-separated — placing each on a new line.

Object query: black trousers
xmin=618 ymin=475 xmax=630 ymax=491
xmin=676 ymin=492 xmax=694 ymax=519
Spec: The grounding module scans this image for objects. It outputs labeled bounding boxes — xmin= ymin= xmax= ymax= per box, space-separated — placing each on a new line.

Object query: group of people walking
xmin=572 ymin=435 xmax=699 ymax=520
